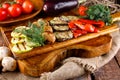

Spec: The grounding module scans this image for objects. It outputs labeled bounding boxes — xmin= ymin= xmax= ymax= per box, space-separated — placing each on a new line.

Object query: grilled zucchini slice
xmin=12 ymin=43 xmax=33 ymax=53
xmin=11 ymin=37 xmax=25 ymax=44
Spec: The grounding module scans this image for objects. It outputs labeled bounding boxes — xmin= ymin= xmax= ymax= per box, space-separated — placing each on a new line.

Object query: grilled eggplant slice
xmin=50 ymin=17 xmax=68 ymax=25
xmin=52 ymin=25 xmax=69 ymax=31
xmin=60 ymin=16 xmax=79 ymax=22
xmin=54 ymin=31 xmax=73 ymax=41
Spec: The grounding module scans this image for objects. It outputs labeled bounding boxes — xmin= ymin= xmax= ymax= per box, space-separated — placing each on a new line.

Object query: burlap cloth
xmin=0 ymin=22 xmax=120 ymax=80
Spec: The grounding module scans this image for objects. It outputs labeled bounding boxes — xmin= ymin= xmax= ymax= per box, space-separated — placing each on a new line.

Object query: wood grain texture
xmin=93 ymin=58 xmax=120 ymax=80
xmin=115 ymin=49 xmax=120 ymax=66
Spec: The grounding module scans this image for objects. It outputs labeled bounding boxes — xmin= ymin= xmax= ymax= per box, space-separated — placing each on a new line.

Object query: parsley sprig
xmin=86 ymin=4 xmax=112 ymax=25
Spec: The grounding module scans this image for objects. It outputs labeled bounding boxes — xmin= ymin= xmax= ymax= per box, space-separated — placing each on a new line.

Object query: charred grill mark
xmin=23 ymin=42 xmax=27 ymax=50
xmin=17 ymin=44 xmax=21 ymax=51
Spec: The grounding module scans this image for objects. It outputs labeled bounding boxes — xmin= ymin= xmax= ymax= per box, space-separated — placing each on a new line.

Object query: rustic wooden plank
xmin=115 ymin=49 xmax=120 ymax=66
xmin=93 ymin=58 xmax=120 ymax=80
xmin=0 ymin=71 xmax=40 ymax=80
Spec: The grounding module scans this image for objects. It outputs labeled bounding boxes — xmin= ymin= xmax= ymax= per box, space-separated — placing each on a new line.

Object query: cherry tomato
xmin=79 ymin=6 xmax=87 ymax=16
xmin=2 ymin=3 xmax=10 ymax=10
xmin=0 ymin=8 xmax=8 ymax=21
xmin=8 ymin=4 xmax=22 ymax=17
xmin=15 ymin=0 xmax=25 ymax=5
xmin=22 ymin=0 xmax=34 ymax=14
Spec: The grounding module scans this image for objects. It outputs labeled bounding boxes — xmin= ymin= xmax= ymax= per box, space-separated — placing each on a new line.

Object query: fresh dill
xmin=14 ymin=21 xmax=45 ymax=46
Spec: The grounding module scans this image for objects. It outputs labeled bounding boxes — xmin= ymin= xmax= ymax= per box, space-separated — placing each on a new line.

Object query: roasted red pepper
xmin=73 ymin=20 xmax=96 ymax=32
xmin=78 ymin=19 xmax=105 ymax=28
xmin=68 ymin=19 xmax=99 ymax=38
xmin=68 ymin=21 xmax=88 ymax=38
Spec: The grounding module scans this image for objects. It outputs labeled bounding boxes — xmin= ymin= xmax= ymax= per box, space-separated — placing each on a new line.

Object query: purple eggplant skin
xmin=43 ymin=0 xmax=78 ymax=15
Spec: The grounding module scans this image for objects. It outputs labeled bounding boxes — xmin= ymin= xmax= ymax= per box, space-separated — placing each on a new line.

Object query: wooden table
xmin=0 ymin=27 xmax=120 ymax=80
xmin=74 ymin=49 xmax=120 ymax=80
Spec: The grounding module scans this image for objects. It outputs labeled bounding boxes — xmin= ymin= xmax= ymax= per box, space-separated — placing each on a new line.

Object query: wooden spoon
xmin=0 ymin=0 xmax=44 ymax=25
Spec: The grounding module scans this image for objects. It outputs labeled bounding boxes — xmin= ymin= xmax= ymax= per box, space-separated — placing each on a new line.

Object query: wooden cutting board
xmin=17 ymin=34 xmax=112 ymax=77
xmin=0 ymin=24 xmax=118 ymax=59
xmin=0 ymin=7 xmax=119 ymax=59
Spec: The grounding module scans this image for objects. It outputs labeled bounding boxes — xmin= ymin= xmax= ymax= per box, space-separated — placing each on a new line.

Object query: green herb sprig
xmin=14 ymin=21 xmax=45 ymax=46
xmin=86 ymin=4 xmax=112 ymax=25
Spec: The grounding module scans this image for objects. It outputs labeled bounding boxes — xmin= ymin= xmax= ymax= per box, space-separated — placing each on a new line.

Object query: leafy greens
xmin=86 ymin=4 xmax=112 ymax=25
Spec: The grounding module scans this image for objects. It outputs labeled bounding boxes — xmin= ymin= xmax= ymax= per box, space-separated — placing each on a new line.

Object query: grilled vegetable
xmin=42 ymin=32 xmax=56 ymax=43
xmin=68 ymin=20 xmax=99 ymax=38
xmin=50 ymin=17 xmax=68 ymax=25
xmin=50 ymin=16 xmax=79 ymax=31
xmin=54 ymin=31 xmax=73 ymax=41
xmin=25 ymin=37 xmax=40 ymax=47
xmin=78 ymin=19 xmax=105 ymax=28
xmin=11 ymin=37 xmax=25 ymax=44
xmin=52 ymin=25 xmax=69 ymax=31
xmin=12 ymin=43 xmax=33 ymax=53
xmin=43 ymin=0 xmax=78 ymax=15
xmin=60 ymin=16 xmax=79 ymax=22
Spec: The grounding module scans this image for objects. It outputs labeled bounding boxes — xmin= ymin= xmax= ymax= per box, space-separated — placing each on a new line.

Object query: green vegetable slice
xmin=11 ymin=37 xmax=25 ymax=44
xmin=12 ymin=43 xmax=33 ymax=54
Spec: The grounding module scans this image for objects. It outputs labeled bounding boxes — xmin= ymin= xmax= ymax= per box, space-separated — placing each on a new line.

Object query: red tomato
xmin=2 ymin=3 xmax=10 ymax=10
xmin=8 ymin=4 xmax=22 ymax=17
xmin=15 ymin=0 xmax=25 ymax=5
xmin=0 ymin=8 xmax=8 ymax=21
xmin=79 ymin=6 xmax=87 ymax=16
xmin=22 ymin=0 xmax=34 ymax=14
